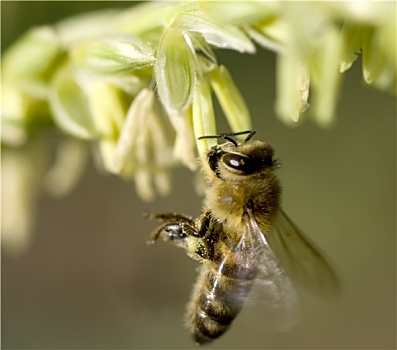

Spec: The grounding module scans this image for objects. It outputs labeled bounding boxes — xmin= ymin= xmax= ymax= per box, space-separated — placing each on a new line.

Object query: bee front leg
xmin=145 ymin=212 xmax=212 ymax=262
xmin=148 ymin=222 xmax=198 ymax=248
xmin=145 ymin=213 xmax=197 ymax=245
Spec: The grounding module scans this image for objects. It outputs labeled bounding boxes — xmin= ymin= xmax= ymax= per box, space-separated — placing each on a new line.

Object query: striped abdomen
xmin=186 ymin=255 xmax=257 ymax=344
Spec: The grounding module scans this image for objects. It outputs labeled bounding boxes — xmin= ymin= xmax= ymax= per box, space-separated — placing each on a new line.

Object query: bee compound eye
xmin=222 ymin=153 xmax=259 ymax=175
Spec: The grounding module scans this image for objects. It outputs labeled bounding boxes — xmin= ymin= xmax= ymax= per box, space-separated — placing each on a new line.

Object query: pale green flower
xmin=192 ymin=76 xmax=217 ymax=156
xmin=209 ymin=65 xmax=252 ymax=134
xmin=72 ymin=35 xmax=155 ymax=74
xmin=1 ymin=26 xmax=62 ymax=144
xmin=1 ymin=141 xmax=48 ymax=256
xmin=44 ymin=138 xmax=89 ymax=197
xmin=1 ymin=1 xmax=395 ymax=252
xmin=49 ymin=61 xmax=98 ymax=139
xmin=1 ymin=135 xmax=88 ymax=256
xmin=113 ymin=88 xmax=174 ymax=201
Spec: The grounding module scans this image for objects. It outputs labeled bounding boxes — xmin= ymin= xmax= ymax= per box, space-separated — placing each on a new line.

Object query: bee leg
xmin=147 ymin=221 xmax=198 ymax=247
xmin=145 ymin=212 xmax=196 ymax=244
xmin=144 ymin=212 xmax=193 ymax=222
xmin=197 ymin=211 xmax=211 ymax=238
xmin=146 ymin=211 xmax=214 ymax=262
xmin=162 ymin=222 xmax=197 ymax=248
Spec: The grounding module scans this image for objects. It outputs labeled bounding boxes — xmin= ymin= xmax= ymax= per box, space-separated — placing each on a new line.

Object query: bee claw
xmin=146 ymin=239 xmax=156 ymax=245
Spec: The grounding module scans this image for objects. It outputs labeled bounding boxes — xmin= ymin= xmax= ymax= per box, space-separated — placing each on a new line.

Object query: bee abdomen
xmin=187 ymin=262 xmax=255 ymax=345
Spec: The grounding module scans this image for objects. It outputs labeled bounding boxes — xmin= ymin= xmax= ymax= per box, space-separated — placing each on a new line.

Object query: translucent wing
xmin=233 ymin=210 xmax=300 ymax=331
xmin=266 ymin=210 xmax=340 ymax=298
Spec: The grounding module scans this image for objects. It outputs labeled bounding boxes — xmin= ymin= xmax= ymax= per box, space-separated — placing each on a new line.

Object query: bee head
xmin=198 ymin=131 xmax=278 ymax=180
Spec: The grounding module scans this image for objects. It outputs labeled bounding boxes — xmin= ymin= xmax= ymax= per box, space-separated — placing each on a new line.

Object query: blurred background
xmin=2 ymin=2 xmax=396 ymax=349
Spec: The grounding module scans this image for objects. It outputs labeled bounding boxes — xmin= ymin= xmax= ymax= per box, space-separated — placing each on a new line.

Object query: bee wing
xmin=265 ymin=210 xmax=340 ymax=298
xmin=237 ymin=210 xmax=300 ymax=331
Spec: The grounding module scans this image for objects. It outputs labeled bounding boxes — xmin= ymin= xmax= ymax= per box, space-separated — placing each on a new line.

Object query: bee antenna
xmin=198 ymin=130 xmax=255 ymax=147
xmin=225 ymin=136 xmax=240 ymax=146
xmin=243 ymin=131 xmax=256 ymax=143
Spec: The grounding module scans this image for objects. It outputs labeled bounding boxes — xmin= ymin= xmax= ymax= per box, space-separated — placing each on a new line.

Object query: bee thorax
xmin=204 ymin=183 xmax=246 ymax=227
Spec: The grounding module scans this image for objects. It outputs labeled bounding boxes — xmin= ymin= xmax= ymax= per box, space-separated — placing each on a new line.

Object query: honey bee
xmin=147 ymin=131 xmax=339 ymax=345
